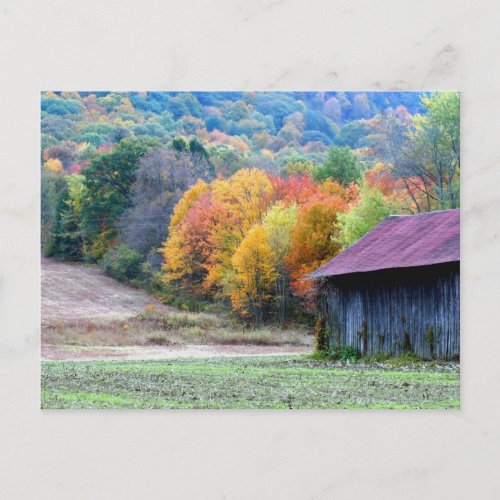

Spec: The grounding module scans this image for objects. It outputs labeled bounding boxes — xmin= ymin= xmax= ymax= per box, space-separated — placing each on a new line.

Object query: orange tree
xmin=160 ymin=180 xmax=211 ymax=292
xmin=286 ymin=180 xmax=356 ymax=310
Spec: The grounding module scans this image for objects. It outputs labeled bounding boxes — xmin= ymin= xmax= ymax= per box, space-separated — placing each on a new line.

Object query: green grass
xmin=41 ymin=355 xmax=459 ymax=409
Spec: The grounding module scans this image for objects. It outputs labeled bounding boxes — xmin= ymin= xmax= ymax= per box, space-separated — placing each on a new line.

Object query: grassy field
xmin=41 ymin=356 xmax=460 ymax=409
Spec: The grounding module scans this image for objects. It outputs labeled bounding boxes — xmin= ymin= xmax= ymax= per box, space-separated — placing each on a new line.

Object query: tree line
xmin=41 ymin=91 xmax=459 ymax=325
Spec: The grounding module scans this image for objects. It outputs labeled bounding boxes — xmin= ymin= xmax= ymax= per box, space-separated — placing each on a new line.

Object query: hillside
xmin=41 ymin=91 xmax=459 ymax=327
xmin=41 ymin=258 xmax=312 ymax=360
xmin=41 ymin=257 xmax=171 ymax=325
xmin=41 ymin=91 xmax=426 ymax=177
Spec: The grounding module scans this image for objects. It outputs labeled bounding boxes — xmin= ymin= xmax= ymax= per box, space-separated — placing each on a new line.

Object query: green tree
xmin=314 ymin=146 xmax=363 ymax=186
xmin=48 ymin=175 xmax=86 ymax=260
xmin=337 ymin=183 xmax=399 ymax=248
xmin=81 ymin=136 xmax=159 ymax=260
xmin=381 ymin=93 xmax=460 ymax=210
xmin=337 ymin=120 xmax=372 ymax=148
xmin=281 ymin=156 xmax=313 ymax=177
xmin=414 ymin=92 xmax=460 ymax=209
xmin=171 ymin=136 xmax=189 ymax=152
xmin=188 ymin=138 xmax=209 ymax=159
xmin=101 ymin=244 xmax=143 ymax=283
xmin=207 ymin=144 xmax=247 ymax=176
xmin=41 ymin=170 xmax=67 ymax=255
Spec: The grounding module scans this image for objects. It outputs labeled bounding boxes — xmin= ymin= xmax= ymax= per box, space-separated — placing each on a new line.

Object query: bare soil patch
xmin=42 ymin=257 xmax=174 ymax=325
xmin=42 ymin=344 xmax=312 ymax=361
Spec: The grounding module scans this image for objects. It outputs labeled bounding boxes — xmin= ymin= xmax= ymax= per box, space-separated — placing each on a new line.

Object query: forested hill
xmin=41 ymin=91 xmax=425 ymax=175
xmin=41 ymin=91 xmax=459 ymax=325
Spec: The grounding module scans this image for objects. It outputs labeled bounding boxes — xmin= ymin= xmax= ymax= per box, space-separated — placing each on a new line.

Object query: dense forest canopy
xmin=41 ymin=91 xmax=460 ymax=325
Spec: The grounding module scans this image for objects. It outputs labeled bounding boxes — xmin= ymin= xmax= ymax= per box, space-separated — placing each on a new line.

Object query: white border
xmin=1 ymin=1 xmax=499 ymax=498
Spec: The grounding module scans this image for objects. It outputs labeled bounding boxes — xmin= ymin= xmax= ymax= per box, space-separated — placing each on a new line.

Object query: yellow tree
xmin=44 ymin=158 xmax=63 ymax=173
xmin=262 ymin=203 xmax=298 ymax=325
xmin=205 ymin=168 xmax=274 ymax=292
xmin=230 ymin=224 xmax=277 ymax=325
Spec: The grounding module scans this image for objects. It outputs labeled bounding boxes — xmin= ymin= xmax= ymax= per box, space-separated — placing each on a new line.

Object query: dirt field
xmin=42 ymin=257 xmax=173 ymax=324
xmin=41 ymin=344 xmax=311 ymax=361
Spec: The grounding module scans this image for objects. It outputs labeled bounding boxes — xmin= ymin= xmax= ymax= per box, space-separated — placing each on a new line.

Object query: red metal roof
xmin=311 ymin=209 xmax=460 ymax=279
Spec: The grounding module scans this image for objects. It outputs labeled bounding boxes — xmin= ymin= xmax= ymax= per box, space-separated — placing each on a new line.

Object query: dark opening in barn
xmin=311 ymin=209 xmax=460 ymax=360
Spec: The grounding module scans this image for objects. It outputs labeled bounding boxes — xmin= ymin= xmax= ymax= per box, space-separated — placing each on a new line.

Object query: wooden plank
xmin=319 ymin=269 xmax=460 ymax=360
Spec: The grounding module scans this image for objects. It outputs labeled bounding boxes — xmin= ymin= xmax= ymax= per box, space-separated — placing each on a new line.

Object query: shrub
xmin=146 ymin=333 xmax=169 ymax=345
xmin=361 ymin=353 xmax=390 ymax=363
xmin=138 ymin=309 xmax=220 ymax=331
xmin=314 ymin=317 xmax=328 ymax=352
xmin=327 ymin=343 xmax=359 ymax=362
xmin=101 ymin=245 xmax=143 ymax=283
xmin=386 ymin=353 xmax=422 ymax=366
xmin=312 ymin=343 xmax=359 ymax=361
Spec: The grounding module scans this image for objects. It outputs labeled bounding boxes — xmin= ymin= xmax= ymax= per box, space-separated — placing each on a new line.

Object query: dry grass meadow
xmin=41 ymin=258 xmax=313 ymax=360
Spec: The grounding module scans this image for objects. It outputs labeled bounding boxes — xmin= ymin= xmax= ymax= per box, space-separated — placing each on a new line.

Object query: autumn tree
xmin=230 ymin=224 xmax=277 ymax=325
xmin=372 ymin=93 xmax=460 ymax=211
xmin=205 ymin=168 xmax=274 ymax=292
xmin=44 ymin=141 xmax=79 ymax=169
xmin=365 ymin=162 xmax=429 ymax=214
xmin=43 ymin=158 xmax=63 ymax=173
xmin=162 ymin=168 xmax=275 ymax=300
xmin=286 ymin=182 xmax=350 ymax=309
xmin=161 ymin=183 xmax=212 ymax=292
xmin=366 ymin=112 xmax=431 ymax=212
xmin=262 ymin=203 xmax=298 ymax=326
xmin=270 ymin=174 xmax=318 ymax=207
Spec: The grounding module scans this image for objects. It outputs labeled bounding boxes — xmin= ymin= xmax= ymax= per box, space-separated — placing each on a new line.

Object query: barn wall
xmin=319 ymin=268 xmax=460 ymax=359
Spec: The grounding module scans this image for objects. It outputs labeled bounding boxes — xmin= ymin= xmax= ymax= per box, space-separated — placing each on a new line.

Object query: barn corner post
xmin=313 ymin=278 xmax=329 ymax=353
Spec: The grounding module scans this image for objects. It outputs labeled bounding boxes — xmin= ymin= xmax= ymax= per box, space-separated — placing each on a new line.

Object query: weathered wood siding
xmin=318 ymin=266 xmax=460 ymax=359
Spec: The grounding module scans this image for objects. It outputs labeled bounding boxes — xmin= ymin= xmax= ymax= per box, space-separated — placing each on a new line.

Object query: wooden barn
xmin=310 ymin=209 xmax=460 ymax=359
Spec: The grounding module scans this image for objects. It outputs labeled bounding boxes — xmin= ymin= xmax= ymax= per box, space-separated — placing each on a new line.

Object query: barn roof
xmin=310 ymin=209 xmax=460 ymax=279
